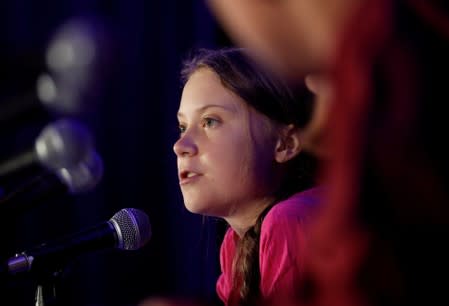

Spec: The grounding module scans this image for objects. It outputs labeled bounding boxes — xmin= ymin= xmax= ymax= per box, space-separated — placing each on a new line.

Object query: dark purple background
xmin=0 ymin=1 xmax=231 ymax=305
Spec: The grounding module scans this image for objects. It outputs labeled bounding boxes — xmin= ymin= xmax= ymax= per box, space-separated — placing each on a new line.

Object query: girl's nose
xmin=173 ymin=132 xmax=198 ymax=157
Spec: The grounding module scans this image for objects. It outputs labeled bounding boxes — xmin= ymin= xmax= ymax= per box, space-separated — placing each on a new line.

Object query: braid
xmin=232 ymin=205 xmax=273 ymax=306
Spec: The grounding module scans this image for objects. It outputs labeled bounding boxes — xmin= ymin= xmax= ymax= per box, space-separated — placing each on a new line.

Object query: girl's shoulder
xmin=264 ymin=186 xmax=324 ymax=225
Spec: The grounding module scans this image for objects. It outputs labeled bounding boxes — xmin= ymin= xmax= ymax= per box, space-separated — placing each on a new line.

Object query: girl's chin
xmin=184 ymin=201 xmax=219 ymax=216
xmin=184 ymin=202 xmax=207 ymax=214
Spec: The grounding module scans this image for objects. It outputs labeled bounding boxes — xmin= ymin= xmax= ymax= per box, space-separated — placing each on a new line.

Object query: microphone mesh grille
xmin=110 ymin=208 xmax=152 ymax=250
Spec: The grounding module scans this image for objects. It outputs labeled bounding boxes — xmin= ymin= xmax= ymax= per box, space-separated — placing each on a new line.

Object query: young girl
xmin=173 ymin=48 xmax=322 ymax=306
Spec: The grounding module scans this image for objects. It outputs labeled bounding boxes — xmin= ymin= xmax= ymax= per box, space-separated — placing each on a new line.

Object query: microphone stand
xmin=34 ymin=269 xmax=63 ymax=306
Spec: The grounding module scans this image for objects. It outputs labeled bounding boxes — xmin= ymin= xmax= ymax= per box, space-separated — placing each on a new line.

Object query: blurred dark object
xmin=300 ymin=1 xmax=449 ymax=306
xmin=0 ymin=16 xmax=114 ymax=134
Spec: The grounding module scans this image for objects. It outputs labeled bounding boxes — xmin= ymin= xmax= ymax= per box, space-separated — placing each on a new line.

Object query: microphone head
xmin=35 ymin=118 xmax=94 ymax=170
xmin=55 ymin=149 xmax=104 ymax=194
xmin=109 ymin=208 xmax=152 ymax=251
xmin=40 ymin=16 xmax=113 ymax=115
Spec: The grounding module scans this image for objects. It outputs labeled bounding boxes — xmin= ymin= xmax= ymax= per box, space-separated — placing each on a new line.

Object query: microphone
xmin=0 ymin=16 xmax=112 ymax=130
xmin=1 ymin=208 xmax=152 ymax=276
xmin=39 ymin=16 xmax=110 ymax=115
xmin=0 ymin=149 xmax=104 ymax=215
xmin=0 ymin=118 xmax=94 ymax=187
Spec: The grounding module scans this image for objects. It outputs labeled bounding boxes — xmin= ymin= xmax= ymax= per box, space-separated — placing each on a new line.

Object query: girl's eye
xmin=178 ymin=124 xmax=186 ymax=134
xmin=202 ymin=117 xmax=220 ymax=128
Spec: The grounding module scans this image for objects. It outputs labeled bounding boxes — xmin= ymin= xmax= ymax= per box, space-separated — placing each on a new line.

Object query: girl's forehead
xmin=179 ymin=70 xmax=247 ymax=113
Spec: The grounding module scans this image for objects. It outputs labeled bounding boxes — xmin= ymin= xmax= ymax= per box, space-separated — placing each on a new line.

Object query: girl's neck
xmin=224 ymin=196 xmax=275 ymax=237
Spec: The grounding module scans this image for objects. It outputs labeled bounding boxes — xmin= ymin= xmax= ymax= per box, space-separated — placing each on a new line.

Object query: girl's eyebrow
xmin=177 ymin=104 xmax=237 ymax=119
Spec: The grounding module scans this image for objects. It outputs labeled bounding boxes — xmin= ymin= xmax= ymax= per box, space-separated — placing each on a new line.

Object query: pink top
xmin=216 ymin=187 xmax=323 ymax=306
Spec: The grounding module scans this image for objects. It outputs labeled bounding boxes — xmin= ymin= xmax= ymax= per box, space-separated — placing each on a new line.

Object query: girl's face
xmin=173 ymin=68 xmax=280 ymax=218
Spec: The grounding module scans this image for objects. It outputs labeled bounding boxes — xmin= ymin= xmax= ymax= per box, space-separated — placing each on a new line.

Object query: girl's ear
xmin=274 ymin=124 xmax=303 ymax=163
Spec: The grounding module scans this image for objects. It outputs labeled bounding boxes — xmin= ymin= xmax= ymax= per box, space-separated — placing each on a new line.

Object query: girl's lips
xmin=179 ymin=171 xmax=202 ymax=185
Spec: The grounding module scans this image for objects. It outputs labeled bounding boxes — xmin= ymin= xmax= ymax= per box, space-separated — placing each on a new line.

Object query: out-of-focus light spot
xmin=58 ymin=168 xmax=71 ymax=183
xmin=48 ymin=130 xmax=65 ymax=153
xmin=46 ymin=25 xmax=96 ymax=73
xmin=35 ymin=138 xmax=49 ymax=159
xmin=47 ymin=41 xmax=76 ymax=70
xmin=36 ymin=73 xmax=57 ymax=103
